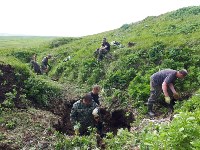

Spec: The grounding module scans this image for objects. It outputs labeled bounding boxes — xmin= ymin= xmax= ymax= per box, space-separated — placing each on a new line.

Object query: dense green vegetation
xmin=0 ymin=6 xmax=200 ymax=149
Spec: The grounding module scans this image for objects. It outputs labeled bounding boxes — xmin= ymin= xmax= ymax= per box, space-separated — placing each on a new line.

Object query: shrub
xmin=24 ymin=76 xmax=62 ymax=106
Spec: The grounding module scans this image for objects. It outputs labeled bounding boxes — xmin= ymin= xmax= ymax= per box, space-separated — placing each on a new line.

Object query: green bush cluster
xmin=55 ymin=128 xmax=97 ymax=150
xmin=10 ymin=51 xmax=34 ymax=63
xmin=168 ymin=6 xmax=200 ymax=19
xmin=49 ymin=37 xmax=80 ymax=48
xmin=24 ymin=76 xmax=62 ymax=106
xmin=140 ymin=111 xmax=200 ymax=149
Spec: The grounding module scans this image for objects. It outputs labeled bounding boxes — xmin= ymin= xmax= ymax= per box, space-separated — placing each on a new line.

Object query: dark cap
xmin=82 ymin=93 xmax=93 ymax=101
xmin=179 ymin=69 xmax=188 ymax=76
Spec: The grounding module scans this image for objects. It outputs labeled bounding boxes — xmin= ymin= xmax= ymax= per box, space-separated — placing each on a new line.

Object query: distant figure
xmin=147 ymin=69 xmax=188 ymax=117
xmin=94 ymin=37 xmax=110 ymax=61
xmin=30 ymin=60 xmax=42 ymax=74
xmin=41 ymin=54 xmax=52 ymax=74
xmin=127 ymin=42 xmax=136 ymax=47
xmin=30 ymin=54 xmax=41 ymax=74
xmin=32 ymin=53 xmax=37 ymax=62
xmin=89 ymin=85 xmax=101 ymax=105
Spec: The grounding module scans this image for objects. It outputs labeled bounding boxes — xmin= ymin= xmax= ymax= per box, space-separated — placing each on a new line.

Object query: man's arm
xmin=168 ymin=83 xmax=176 ymax=94
xmin=162 ymin=82 xmax=177 ymax=97
xmin=70 ymin=106 xmax=78 ymax=126
xmin=162 ymin=81 xmax=169 ymax=97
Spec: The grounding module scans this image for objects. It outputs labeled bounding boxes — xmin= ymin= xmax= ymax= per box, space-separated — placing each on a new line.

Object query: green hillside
xmin=0 ymin=6 xmax=200 ymax=149
xmin=48 ymin=6 xmax=200 ymax=108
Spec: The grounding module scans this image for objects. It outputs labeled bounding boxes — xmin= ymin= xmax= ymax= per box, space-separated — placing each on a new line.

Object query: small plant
xmin=0 ymin=133 xmax=5 ymax=141
xmin=5 ymin=120 xmax=16 ymax=130
xmin=19 ymin=94 xmax=31 ymax=107
xmin=0 ymin=70 xmax=3 ymax=76
xmin=2 ymin=89 xmax=17 ymax=108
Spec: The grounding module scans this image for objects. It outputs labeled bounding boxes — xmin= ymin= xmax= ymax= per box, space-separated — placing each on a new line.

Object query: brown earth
xmin=0 ymin=64 xmax=16 ymax=102
xmin=0 ymin=64 xmax=26 ymax=108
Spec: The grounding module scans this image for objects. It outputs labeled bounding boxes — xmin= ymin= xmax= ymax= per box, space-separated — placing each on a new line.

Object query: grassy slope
xmin=0 ymin=6 xmax=199 ymax=107
xmin=0 ymin=36 xmax=56 ymax=49
xmin=44 ymin=6 xmax=200 ymax=109
xmin=0 ymin=6 xmax=200 ymax=149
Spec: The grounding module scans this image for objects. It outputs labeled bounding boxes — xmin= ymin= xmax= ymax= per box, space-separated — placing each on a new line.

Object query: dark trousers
xmin=94 ymin=48 xmax=108 ymax=61
xmin=147 ymin=79 xmax=174 ymax=111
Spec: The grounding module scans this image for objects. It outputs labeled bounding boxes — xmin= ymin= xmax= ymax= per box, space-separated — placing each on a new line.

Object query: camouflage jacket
xmin=70 ymin=100 xmax=97 ymax=128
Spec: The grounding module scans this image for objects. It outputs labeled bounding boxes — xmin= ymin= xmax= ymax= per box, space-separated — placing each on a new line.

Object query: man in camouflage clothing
xmin=70 ymin=93 xmax=98 ymax=135
xmin=147 ymin=69 xmax=188 ymax=117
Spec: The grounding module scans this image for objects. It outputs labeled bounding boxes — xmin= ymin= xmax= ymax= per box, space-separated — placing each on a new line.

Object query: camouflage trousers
xmin=94 ymin=48 xmax=108 ymax=61
xmin=79 ymin=121 xmax=103 ymax=136
xmin=147 ymin=79 xmax=173 ymax=106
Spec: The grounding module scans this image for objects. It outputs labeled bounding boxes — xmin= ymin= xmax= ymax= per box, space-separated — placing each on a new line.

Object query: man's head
xmin=177 ymin=69 xmax=188 ymax=78
xmin=82 ymin=93 xmax=93 ymax=105
xmin=47 ymin=54 xmax=52 ymax=59
xmin=92 ymin=85 xmax=101 ymax=94
xmin=102 ymin=37 xmax=107 ymax=43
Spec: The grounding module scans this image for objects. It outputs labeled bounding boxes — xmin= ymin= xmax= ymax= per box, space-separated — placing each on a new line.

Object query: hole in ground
xmin=50 ymin=99 xmax=135 ymax=136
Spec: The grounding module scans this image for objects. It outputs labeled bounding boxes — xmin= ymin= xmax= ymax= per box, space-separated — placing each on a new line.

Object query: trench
xmin=49 ymin=98 xmax=135 ymax=136
xmin=0 ymin=64 xmax=135 ymax=136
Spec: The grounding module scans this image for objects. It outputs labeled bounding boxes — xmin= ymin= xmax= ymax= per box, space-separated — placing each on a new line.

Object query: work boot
xmin=148 ymin=104 xmax=155 ymax=117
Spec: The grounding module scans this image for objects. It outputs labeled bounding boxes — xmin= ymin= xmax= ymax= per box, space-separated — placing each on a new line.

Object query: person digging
xmin=147 ymin=69 xmax=188 ymax=117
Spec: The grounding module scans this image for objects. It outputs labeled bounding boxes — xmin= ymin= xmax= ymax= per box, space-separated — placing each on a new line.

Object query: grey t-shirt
xmin=151 ymin=69 xmax=177 ymax=86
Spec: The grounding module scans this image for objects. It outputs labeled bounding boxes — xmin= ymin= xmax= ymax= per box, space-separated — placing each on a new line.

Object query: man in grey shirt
xmin=147 ymin=69 xmax=188 ymax=117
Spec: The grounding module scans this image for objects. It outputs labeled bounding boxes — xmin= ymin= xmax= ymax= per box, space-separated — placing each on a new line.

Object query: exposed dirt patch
xmin=0 ymin=64 xmax=26 ymax=108
xmin=0 ymin=64 xmax=16 ymax=102
xmin=0 ymin=108 xmax=59 ymax=149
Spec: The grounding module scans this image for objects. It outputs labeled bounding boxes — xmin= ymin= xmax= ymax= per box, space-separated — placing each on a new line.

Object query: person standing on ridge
xmin=147 ymin=69 xmax=188 ymax=117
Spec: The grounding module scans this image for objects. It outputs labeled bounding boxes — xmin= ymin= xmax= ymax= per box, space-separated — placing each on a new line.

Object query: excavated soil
xmin=49 ymin=98 xmax=135 ymax=136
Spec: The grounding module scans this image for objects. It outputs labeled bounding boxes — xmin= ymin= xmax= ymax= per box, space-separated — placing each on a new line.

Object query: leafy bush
xmin=128 ymin=71 xmax=150 ymax=106
xmin=140 ymin=110 xmax=200 ymax=150
xmin=176 ymin=89 xmax=200 ymax=112
xmin=168 ymin=6 xmax=200 ymax=19
xmin=24 ymin=76 xmax=62 ymax=106
xmin=10 ymin=51 xmax=34 ymax=63
xmin=104 ymin=129 xmax=136 ymax=150
xmin=49 ymin=37 xmax=80 ymax=48
xmin=148 ymin=41 xmax=166 ymax=64
xmin=2 ymin=89 xmax=17 ymax=108
xmin=120 ymin=24 xmax=130 ymax=30
xmin=55 ymin=128 xmax=97 ymax=150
